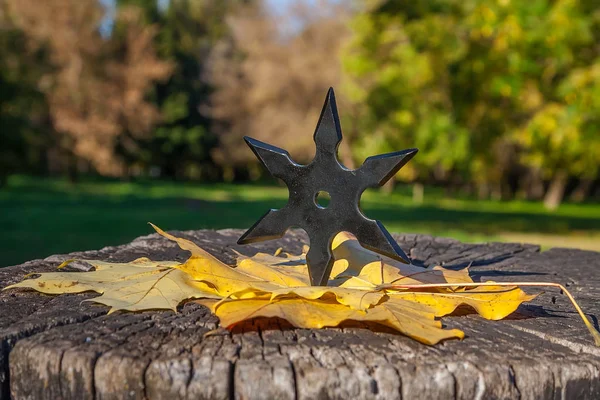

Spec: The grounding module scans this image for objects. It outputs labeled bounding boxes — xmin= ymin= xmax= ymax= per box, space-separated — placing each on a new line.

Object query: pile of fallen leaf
xmin=5 ymin=224 xmax=600 ymax=346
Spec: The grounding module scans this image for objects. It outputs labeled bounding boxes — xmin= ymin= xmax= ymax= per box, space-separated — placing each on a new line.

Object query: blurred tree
xmin=206 ymin=0 xmax=352 ymax=180
xmin=343 ymin=0 xmax=600 ymax=208
xmin=343 ymin=1 xmax=471 ymax=194
xmin=513 ymin=0 xmax=600 ymax=209
xmin=116 ymin=0 xmax=246 ymax=180
xmin=0 ymin=3 xmax=50 ymax=185
xmin=5 ymin=0 xmax=171 ymax=178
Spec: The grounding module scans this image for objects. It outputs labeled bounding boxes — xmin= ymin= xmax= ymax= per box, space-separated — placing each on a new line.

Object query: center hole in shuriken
xmin=314 ymin=191 xmax=331 ymax=209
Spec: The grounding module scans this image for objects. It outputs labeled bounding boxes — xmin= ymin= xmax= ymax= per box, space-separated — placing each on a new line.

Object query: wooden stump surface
xmin=1 ymin=229 xmax=600 ymax=400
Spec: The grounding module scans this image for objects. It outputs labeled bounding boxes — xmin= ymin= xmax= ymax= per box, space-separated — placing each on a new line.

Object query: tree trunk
xmin=222 ymin=166 xmax=235 ymax=183
xmin=527 ymin=174 xmax=545 ymax=200
xmin=477 ymin=183 xmax=489 ymax=200
xmin=491 ymin=183 xmax=502 ymax=201
xmin=569 ymin=179 xmax=592 ymax=203
xmin=339 ymin=138 xmax=355 ymax=169
xmin=248 ymin=163 xmax=262 ymax=181
xmin=543 ymin=170 xmax=568 ymax=211
xmin=67 ymin=154 xmax=79 ymax=184
xmin=412 ymin=183 xmax=424 ymax=204
xmin=4 ymin=230 xmax=599 ymax=400
xmin=381 ymin=179 xmax=395 ymax=195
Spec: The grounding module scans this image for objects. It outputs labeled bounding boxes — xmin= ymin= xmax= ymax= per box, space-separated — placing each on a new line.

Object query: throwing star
xmin=238 ymin=88 xmax=418 ymax=286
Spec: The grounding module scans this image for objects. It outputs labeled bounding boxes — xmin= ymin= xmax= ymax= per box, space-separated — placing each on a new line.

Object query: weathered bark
xmin=1 ymin=229 xmax=600 ymax=399
xmin=544 ymin=170 xmax=568 ymax=210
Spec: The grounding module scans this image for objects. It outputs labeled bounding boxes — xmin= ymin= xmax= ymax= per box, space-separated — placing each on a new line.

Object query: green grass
xmin=1 ymin=175 xmax=600 ymax=267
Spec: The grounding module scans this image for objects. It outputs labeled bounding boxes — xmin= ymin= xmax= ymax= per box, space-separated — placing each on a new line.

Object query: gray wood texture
xmin=1 ymin=229 xmax=600 ymax=399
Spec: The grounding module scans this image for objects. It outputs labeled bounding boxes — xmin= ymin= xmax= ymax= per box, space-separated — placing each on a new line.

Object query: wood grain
xmin=1 ymin=229 xmax=599 ymax=399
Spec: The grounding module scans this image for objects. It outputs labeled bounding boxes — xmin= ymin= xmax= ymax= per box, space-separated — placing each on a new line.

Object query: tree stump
xmin=1 ymin=229 xmax=600 ymax=399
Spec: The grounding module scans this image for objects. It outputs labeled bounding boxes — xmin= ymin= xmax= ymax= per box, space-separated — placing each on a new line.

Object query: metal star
xmin=238 ymin=88 xmax=418 ymax=286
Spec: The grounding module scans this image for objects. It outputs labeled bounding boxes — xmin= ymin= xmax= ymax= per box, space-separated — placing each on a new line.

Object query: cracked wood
xmin=1 ymin=229 xmax=600 ymax=399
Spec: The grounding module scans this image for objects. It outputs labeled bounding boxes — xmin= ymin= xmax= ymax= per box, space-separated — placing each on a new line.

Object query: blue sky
xmin=100 ymin=0 xmax=315 ymax=36
xmin=100 ymin=0 xmax=308 ymax=34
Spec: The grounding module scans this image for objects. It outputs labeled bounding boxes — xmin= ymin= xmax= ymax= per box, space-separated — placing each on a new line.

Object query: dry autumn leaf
xmin=198 ymin=296 xmax=465 ymax=345
xmin=150 ymin=224 xmax=544 ymax=344
xmin=4 ymin=257 xmax=220 ymax=313
xmin=152 ymin=224 xmax=386 ymax=311
xmin=389 ymin=285 xmax=537 ymax=320
xmin=330 ymin=232 xmax=473 ymax=288
xmin=4 ymin=224 xmax=599 ymax=346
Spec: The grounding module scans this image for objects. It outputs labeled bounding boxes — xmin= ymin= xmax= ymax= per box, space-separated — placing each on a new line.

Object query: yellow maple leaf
xmin=150 ymin=223 xmax=281 ymax=296
xmin=236 ymin=255 xmax=309 ymax=287
xmin=330 ymin=232 xmax=473 ymax=289
xmin=390 ymin=284 xmax=537 ymax=320
xmin=4 ymin=257 xmax=220 ymax=313
xmin=199 ymin=296 xmax=465 ymax=345
xmin=153 ymin=225 xmax=386 ymax=310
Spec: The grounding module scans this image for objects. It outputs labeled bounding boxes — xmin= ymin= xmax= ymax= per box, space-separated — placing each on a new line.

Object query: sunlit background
xmin=1 ymin=0 xmax=599 ymax=267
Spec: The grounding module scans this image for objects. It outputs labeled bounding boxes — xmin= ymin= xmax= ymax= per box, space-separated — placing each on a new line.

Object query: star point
xmin=313 ymin=87 xmax=343 ymax=155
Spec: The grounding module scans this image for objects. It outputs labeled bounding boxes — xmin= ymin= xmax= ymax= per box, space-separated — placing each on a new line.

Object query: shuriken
xmin=238 ymin=88 xmax=418 ymax=286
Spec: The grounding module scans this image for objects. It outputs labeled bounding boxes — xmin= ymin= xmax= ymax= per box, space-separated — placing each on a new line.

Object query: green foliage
xmin=343 ymin=0 xmax=600 ymax=193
